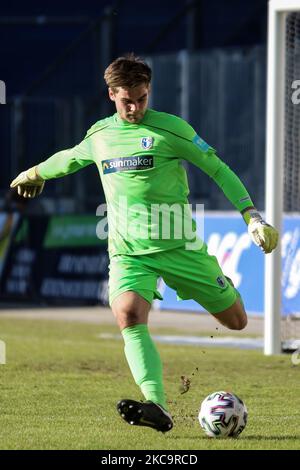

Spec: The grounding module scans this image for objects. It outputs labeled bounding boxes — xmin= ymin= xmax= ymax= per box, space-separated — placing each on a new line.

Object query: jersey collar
xmin=114 ymin=109 xmax=150 ymax=126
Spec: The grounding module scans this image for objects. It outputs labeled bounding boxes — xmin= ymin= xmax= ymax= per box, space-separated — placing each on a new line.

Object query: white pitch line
xmin=98 ymin=333 xmax=264 ymax=350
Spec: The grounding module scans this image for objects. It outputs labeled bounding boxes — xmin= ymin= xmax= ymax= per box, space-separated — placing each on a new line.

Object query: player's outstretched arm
xmin=10 ymin=166 xmax=44 ymax=198
xmin=168 ymin=115 xmax=279 ymax=255
xmin=10 ymin=138 xmax=94 ymax=198
xmin=242 ymin=208 xmax=279 ymax=254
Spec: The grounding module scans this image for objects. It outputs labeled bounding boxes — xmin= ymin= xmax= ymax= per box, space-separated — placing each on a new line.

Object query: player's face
xmin=109 ymin=84 xmax=150 ymax=123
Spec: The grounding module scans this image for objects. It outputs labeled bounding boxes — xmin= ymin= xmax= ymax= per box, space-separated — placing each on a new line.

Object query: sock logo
xmin=102 ymin=156 xmax=154 ymax=174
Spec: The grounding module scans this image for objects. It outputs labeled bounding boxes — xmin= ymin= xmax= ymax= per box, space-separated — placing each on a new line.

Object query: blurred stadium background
xmin=1 ymin=0 xmax=300 ymax=451
xmin=0 ymin=1 xmax=299 ymax=350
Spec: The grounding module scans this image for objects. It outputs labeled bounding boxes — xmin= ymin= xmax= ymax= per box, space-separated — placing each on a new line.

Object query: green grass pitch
xmin=0 ymin=316 xmax=299 ymax=450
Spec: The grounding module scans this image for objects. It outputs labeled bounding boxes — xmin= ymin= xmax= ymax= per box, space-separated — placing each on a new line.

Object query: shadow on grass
xmin=239 ymin=435 xmax=300 ymax=441
xmin=169 ymin=434 xmax=300 ymax=441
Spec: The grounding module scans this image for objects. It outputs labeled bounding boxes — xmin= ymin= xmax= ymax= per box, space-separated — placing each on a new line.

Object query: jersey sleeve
xmin=37 ymin=134 xmax=94 ymax=180
xmin=172 ymin=118 xmax=254 ymax=213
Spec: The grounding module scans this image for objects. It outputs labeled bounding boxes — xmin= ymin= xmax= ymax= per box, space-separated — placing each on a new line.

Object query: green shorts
xmin=108 ymin=243 xmax=237 ymax=314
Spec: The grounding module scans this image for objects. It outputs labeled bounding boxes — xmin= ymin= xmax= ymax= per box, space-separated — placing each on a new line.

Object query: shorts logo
xmin=141 ymin=137 xmax=154 ymax=150
xmin=217 ymin=276 xmax=226 ymax=288
xmin=102 ymin=156 xmax=154 ymax=174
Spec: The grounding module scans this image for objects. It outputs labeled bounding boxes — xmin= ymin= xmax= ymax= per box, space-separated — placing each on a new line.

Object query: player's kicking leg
xmin=111 ymin=291 xmax=173 ymax=432
xmin=211 ymin=277 xmax=248 ymax=330
xmin=211 ymin=298 xmax=248 ymax=330
xmin=117 ymin=399 xmax=173 ymax=433
xmin=157 ymin=246 xmax=248 ymax=332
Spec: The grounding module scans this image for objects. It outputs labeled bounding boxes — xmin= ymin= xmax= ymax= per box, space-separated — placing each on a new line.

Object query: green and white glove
xmin=10 ymin=166 xmax=45 ymax=198
xmin=244 ymin=209 xmax=279 ymax=254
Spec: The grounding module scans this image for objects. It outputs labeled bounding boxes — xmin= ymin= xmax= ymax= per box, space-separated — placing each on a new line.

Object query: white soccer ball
xmin=198 ymin=391 xmax=248 ymax=438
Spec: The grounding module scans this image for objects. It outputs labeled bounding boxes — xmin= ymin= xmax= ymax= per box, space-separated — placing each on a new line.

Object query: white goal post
xmin=265 ymin=0 xmax=300 ymax=355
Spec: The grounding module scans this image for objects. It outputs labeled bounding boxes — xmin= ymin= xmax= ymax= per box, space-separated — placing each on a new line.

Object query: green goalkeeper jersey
xmin=38 ymin=109 xmax=253 ymax=256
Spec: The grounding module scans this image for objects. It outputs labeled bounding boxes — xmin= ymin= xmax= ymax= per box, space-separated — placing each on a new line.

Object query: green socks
xmin=121 ymin=324 xmax=167 ymax=410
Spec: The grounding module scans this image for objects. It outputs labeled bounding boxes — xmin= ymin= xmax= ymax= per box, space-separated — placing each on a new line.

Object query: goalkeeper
xmin=10 ymin=54 xmax=279 ymax=433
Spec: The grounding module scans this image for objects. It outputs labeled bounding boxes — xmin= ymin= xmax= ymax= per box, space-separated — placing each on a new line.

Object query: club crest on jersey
xmin=141 ymin=137 xmax=154 ymax=150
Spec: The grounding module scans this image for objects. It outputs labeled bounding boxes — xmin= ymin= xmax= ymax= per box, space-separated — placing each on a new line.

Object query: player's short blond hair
xmin=104 ymin=53 xmax=152 ymax=91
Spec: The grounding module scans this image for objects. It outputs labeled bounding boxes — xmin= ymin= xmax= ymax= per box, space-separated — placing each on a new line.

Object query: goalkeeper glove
xmin=244 ymin=209 xmax=279 ymax=254
xmin=10 ymin=166 xmax=45 ymax=198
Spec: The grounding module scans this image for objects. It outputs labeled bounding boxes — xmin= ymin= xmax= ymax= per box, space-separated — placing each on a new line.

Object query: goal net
xmin=265 ymin=1 xmax=300 ymax=354
xmin=282 ymin=11 xmax=300 ymax=350
xmin=285 ymin=13 xmax=300 ymax=212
